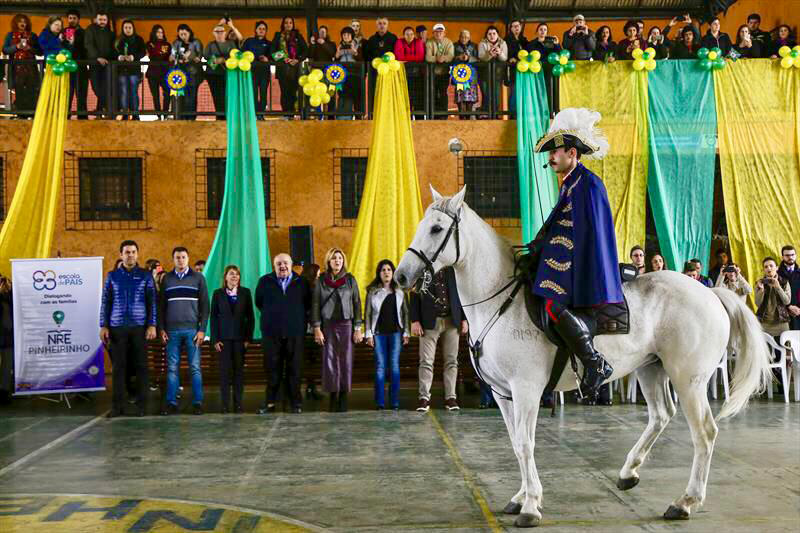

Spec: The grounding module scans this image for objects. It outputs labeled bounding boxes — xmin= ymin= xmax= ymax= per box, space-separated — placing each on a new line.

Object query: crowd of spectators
xmin=2 ymin=11 xmax=795 ymax=118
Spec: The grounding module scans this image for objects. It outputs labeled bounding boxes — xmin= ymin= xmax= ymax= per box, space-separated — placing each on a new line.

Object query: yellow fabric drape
xmin=0 ymin=67 xmax=69 ymax=275
xmin=714 ymin=60 xmax=800 ymax=289
xmin=559 ymin=62 xmax=649 ymax=259
xmin=349 ymin=65 xmax=424 ymax=298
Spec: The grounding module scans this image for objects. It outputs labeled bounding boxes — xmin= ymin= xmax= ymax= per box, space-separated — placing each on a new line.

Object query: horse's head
xmin=395 ymin=185 xmax=467 ymax=291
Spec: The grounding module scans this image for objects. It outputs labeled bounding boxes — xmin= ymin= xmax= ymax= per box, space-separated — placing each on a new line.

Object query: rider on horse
xmin=527 ymin=108 xmax=622 ymax=400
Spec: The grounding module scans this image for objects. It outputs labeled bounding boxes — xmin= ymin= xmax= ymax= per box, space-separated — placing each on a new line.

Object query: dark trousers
xmin=433 ymin=73 xmax=449 ymax=119
xmin=206 ymin=76 xmax=226 ymax=118
xmin=276 ymin=63 xmax=300 ymax=115
xmin=69 ymin=66 xmax=89 ymax=119
xmin=147 ymin=77 xmax=170 ymax=116
xmin=109 ymin=326 xmax=148 ymax=412
xmin=90 ymin=64 xmax=109 ymax=115
xmin=252 ymin=67 xmax=271 ymax=114
xmin=219 ymin=340 xmax=245 ymax=409
xmin=263 ymin=335 xmax=303 ymax=408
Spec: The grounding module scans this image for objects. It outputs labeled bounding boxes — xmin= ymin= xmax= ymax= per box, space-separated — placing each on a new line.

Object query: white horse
xmin=395 ymin=186 xmax=772 ymax=528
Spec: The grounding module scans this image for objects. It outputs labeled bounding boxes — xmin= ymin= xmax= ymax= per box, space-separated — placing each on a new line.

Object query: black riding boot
xmin=329 ymin=392 xmax=338 ymax=413
xmin=552 ymin=307 xmax=613 ymax=399
xmin=338 ymin=392 xmax=348 ymax=413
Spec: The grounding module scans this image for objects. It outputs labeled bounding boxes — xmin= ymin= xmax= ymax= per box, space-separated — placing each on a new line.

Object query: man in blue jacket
xmin=528 ymin=108 xmax=621 ymax=401
xmin=100 ymin=240 xmax=157 ymax=417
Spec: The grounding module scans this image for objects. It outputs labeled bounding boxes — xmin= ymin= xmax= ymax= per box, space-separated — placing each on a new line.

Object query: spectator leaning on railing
xmin=528 ymin=22 xmax=560 ymax=57
xmin=146 ymin=25 xmax=172 ymax=119
xmin=663 ymin=14 xmax=699 ymax=59
xmin=115 ymin=20 xmax=146 ymax=120
xmin=616 ymin=20 xmax=644 ymax=60
xmin=170 ymin=23 xmax=203 ymax=120
xmin=453 ymin=29 xmax=479 ymax=118
xmin=593 ymin=26 xmax=615 ymax=61
xmin=562 ymin=14 xmax=595 ymax=60
xmin=645 ymin=26 xmax=669 ymax=59
xmin=85 ymin=11 xmax=115 ymax=117
xmin=733 ymin=25 xmax=761 ymax=59
xmin=65 ymin=9 xmax=88 ymax=119
xmin=505 ymin=19 xmax=527 ymax=117
xmin=700 ymin=17 xmax=732 ymax=56
xmin=746 ymin=13 xmax=771 ymax=56
xmin=769 ymin=25 xmax=796 ymax=59
xmin=204 ymin=20 xmax=240 ymax=119
xmin=394 ymin=26 xmax=425 ymax=114
xmin=478 ymin=25 xmax=507 ymax=116
xmin=426 ymin=23 xmax=454 ymax=120
xmin=38 ymin=16 xmax=65 ymax=58
xmin=3 ymin=14 xmax=41 ymax=115
xmin=334 ymin=26 xmax=362 ymax=120
xmin=242 ymin=21 xmax=271 ymax=118
xmin=308 ymin=25 xmax=336 ymax=62
xmin=363 ymin=16 xmax=398 ymax=116
xmin=270 ymin=16 xmax=307 ymax=118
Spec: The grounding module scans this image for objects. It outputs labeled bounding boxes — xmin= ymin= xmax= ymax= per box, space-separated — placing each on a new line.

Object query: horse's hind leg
xmin=663 ymin=375 xmax=718 ymax=520
xmin=496 ymin=395 xmax=525 ymax=515
xmin=617 ymin=362 xmax=676 ymax=490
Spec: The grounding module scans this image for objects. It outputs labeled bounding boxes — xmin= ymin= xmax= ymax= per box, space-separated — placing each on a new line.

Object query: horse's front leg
xmin=496 ymin=394 xmax=525 ymax=515
xmin=509 ymin=384 xmax=544 ymax=528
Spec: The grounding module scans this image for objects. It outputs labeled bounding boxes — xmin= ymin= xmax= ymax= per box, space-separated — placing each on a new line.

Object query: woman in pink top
xmin=394 ymin=26 xmax=425 ymax=114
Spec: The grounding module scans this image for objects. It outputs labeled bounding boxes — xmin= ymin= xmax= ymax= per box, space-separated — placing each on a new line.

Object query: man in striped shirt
xmin=159 ymin=247 xmax=210 ymax=415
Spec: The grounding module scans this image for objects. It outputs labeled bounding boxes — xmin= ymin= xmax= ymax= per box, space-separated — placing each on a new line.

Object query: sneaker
xmin=193 ymin=404 xmax=203 ymax=415
xmin=257 ymin=403 xmax=276 ymax=415
xmin=416 ymin=398 xmax=430 ymax=412
xmin=445 ymin=398 xmax=460 ymax=411
xmin=160 ymin=403 xmax=179 ymax=416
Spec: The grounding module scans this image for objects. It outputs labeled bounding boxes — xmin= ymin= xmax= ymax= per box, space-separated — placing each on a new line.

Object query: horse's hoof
xmin=503 ymin=501 xmax=522 ymax=515
xmin=616 ymin=476 xmax=640 ymax=491
xmin=663 ymin=505 xmax=690 ymax=520
xmin=514 ymin=513 xmax=541 ymax=528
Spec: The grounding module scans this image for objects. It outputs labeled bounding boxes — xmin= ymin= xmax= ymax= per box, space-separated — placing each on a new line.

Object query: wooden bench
xmin=145 ymin=336 xmax=478 ymax=388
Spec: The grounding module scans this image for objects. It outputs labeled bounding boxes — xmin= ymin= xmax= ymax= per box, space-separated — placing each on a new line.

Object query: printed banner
xmin=12 ymin=257 xmax=105 ymax=395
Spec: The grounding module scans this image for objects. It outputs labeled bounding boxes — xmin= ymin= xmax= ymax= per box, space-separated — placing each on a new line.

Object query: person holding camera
xmin=645 ymin=26 xmax=669 ymax=59
xmin=308 ymin=25 xmax=336 ymax=62
xmin=170 ymin=24 xmax=203 ymax=119
xmin=756 ymin=257 xmax=792 ymax=352
xmin=715 ymin=263 xmax=752 ymax=302
xmin=616 ymin=20 xmax=644 ymax=60
xmin=733 ymin=25 xmax=761 ymax=59
xmin=562 ymin=14 xmax=595 ymax=60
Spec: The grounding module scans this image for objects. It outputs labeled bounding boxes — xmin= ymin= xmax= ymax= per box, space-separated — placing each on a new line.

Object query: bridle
xmin=405 ymin=204 xmax=461 ymax=295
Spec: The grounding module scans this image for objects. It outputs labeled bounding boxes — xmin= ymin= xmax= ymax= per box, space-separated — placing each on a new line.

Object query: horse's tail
xmin=712 ymin=288 xmax=772 ymax=420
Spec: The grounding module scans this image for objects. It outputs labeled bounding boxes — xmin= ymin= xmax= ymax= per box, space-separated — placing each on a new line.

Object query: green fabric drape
xmin=204 ymin=69 xmax=271 ymax=336
xmin=515 ymin=71 xmax=557 ymax=243
xmin=647 ymin=61 xmax=717 ymax=273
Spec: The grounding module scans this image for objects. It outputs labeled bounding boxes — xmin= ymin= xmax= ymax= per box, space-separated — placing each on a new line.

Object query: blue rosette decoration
xmin=165 ymin=67 xmax=189 ymax=97
xmin=324 ymin=63 xmax=348 ymax=92
xmin=450 ymin=63 xmax=476 ymax=91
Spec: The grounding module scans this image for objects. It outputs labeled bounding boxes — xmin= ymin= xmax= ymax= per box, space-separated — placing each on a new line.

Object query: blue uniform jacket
xmin=100 ymin=266 xmax=157 ymax=328
xmin=532 ymin=163 xmax=624 ymax=307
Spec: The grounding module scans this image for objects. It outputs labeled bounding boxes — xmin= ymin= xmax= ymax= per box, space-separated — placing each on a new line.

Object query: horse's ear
xmin=449 ymin=185 xmax=467 ymax=212
xmin=430 ymin=185 xmax=444 ymax=203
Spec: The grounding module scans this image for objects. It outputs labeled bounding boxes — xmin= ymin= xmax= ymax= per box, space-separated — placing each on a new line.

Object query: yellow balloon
xmin=530 ymin=62 xmax=541 ymax=73
xmin=781 ymin=56 xmax=794 ymax=69
xmin=309 ymin=69 xmax=323 ymax=81
xmin=226 ymin=58 xmax=239 ymax=69
xmin=795 ymin=59 xmax=800 ymax=69
xmin=517 ymin=50 xmax=529 ymax=60
xmin=632 ymin=59 xmax=645 ymax=71
xmin=517 ymin=61 xmax=530 ymax=73
xmin=389 ymin=60 xmax=401 ymax=71
xmin=229 ymin=49 xmax=239 ymax=58
xmin=384 ymin=52 xmax=396 ymax=60
xmin=371 ymin=57 xmax=382 ymax=69
xmin=644 ymin=47 xmax=656 ymax=57
xmin=531 ymin=50 xmax=541 ymax=61
xmin=778 ymin=46 xmax=791 ymax=58
xmin=303 ymin=84 xmax=314 ymax=96
xmin=377 ymin=62 xmax=390 ymax=75
xmin=321 ymin=93 xmax=331 ymax=104
xmin=794 ymin=45 xmax=800 ymax=52
xmin=559 ymin=55 xmax=568 ymax=65
xmin=298 ymin=75 xmax=309 ymax=86
xmin=708 ymin=51 xmax=717 ymax=60
xmin=238 ymin=59 xmax=251 ymax=71
xmin=309 ymin=94 xmax=322 ymax=107
xmin=314 ymin=83 xmax=327 ymax=95
xmin=56 ymin=53 xmax=67 ymax=63
xmin=242 ymin=51 xmax=255 ymax=62
xmin=645 ymin=59 xmax=657 ymax=71
xmin=631 ymin=48 xmax=643 ymax=59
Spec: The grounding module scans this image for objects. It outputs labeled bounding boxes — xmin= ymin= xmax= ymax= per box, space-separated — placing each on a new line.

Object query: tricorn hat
xmin=534 ymin=107 xmax=609 ymax=159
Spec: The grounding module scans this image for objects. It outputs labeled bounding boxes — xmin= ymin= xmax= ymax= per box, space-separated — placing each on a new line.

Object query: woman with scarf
xmin=146 ymin=25 xmax=171 ymax=119
xmin=270 ymin=16 xmax=307 ymax=118
xmin=311 ymin=248 xmax=363 ymax=412
xmin=334 ymin=26 xmax=362 ymax=120
xmin=2 ymin=14 xmax=41 ymax=116
xmin=115 ymin=20 xmax=146 ymax=119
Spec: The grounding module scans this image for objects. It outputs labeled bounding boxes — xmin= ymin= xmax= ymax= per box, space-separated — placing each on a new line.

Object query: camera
xmin=223 ymin=13 xmax=231 ymax=24
xmin=342 ymin=43 xmax=351 ymax=49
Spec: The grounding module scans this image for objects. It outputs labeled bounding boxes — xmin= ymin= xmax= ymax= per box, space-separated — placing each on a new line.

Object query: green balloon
xmin=559 ymin=49 xmax=570 ymax=59
xmin=52 ymin=63 xmax=65 ymax=75
xmin=552 ymin=64 xmax=564 ymax=76
xmin=713 ymin=57 xmax=725 ymax=70
xmin=564 ymin=61 xmax=576 ymax=73
xmin=65 ymin=60 xmax=78 ymax=72
xmin=791 ymin=50 xmax=800 ymax=59
xmin=698 ymin=58 xmax=712 ymax=70
xmin=711 ymin=47 xmax=722 ymax=56
xmin=697 ymin=47 xmax=709 ymax=59
xmin=60 ymin=49 xmax=72 ymax=59
xmin=547 ymin=52 xmax=559 ymax=65
xmin=642 ymin=51 xmax=651 ymax=61
xmin=46 ymin=53 xmax=57 ymax=65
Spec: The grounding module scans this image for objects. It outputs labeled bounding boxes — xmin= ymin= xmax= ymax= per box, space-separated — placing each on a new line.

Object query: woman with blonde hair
xmin=311 ymin=248 xmax=363 ymax=412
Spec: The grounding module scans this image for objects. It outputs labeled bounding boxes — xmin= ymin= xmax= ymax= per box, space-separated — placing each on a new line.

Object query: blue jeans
xmin=118 ymin=74 xmax=141 ymax=115
xmin=166 ymin=329 xmax=203 ymax=406
xmin=480 ymin=381 xmax=496 ymax=407
xmin=374 ymin=332 xmax=402 ymax=408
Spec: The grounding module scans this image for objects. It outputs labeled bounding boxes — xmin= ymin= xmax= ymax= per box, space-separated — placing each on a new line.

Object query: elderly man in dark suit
xmin=255 ymin=253 xmax=311 ymax=414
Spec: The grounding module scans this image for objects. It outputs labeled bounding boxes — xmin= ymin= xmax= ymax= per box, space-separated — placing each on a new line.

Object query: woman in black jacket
xmin=733 ymin=25 xmax=762 ymax=59
xmin=115 ymin=20 xmax=146 ymax=119
xmin=211 ymin=265 xmax=255 ymax=413
xmin=270 ymin=16 xmax=307 ymax=118
xmin=700 ymin=17 xmax=732 ymax=56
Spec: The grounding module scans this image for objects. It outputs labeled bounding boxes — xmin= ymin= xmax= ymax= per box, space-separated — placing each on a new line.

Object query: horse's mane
xmin=425 ymin=198 xmax=517 ymax=262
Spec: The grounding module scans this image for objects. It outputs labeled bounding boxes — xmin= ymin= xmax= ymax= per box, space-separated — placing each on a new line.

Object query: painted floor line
xmin=239 ymin=416 xmax=282 ymax=488
xmin=428 ymin=410 xmax=502 ymax=533
xmin=0 ymin=418 xmax=50 ymax=443
xmin=0 ymin=412 xmax=108 ymax=478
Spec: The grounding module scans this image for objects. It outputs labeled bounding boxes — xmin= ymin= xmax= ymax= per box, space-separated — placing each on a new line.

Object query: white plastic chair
xmin=779 ymin=330 xmax=800 ymax=402
xmin=627 ymin=372 xmax=678 ymax=404
xmin=710 ymin=350 xmax=730 ymax=401
xmin=763 ymin=332 xmax=790 ymax=403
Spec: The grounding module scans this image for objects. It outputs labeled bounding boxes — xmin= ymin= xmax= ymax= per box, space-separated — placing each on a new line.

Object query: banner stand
xmin=36 ymin=392 xmax=72 ymax=408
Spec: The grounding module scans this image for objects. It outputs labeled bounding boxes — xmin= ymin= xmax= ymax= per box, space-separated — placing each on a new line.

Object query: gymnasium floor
xmin=0 ymin=389 xmax=798 ymax=532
